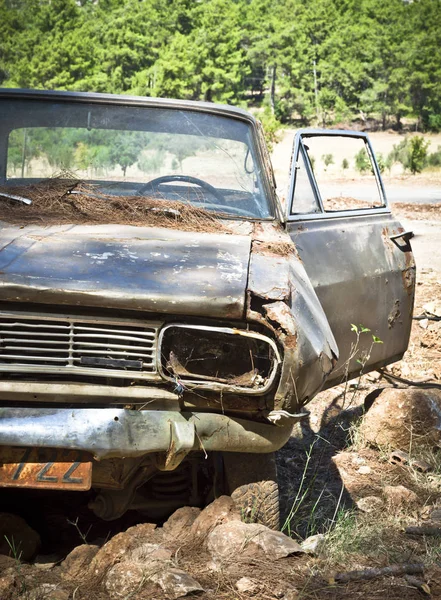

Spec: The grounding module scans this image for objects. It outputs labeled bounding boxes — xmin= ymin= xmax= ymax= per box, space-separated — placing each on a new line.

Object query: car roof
xmin=0 ymin=88 xmax=257 ymax=125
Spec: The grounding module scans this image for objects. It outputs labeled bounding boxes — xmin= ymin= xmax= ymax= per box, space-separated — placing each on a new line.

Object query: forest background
xmin=0 ymin=0 xmax=440 ymax=137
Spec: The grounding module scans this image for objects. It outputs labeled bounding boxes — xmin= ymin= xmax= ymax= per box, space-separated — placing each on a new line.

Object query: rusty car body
xmin=0 ymin=89 xmax=415 ymax=524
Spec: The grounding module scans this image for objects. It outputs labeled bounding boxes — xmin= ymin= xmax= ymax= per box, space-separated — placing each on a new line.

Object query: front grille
xmin=0 ymin=312 xmax=162 ymax=380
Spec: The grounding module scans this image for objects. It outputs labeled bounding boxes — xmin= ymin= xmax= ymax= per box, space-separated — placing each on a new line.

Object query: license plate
xmin=0 ymin=447 xmax=92 ymax=490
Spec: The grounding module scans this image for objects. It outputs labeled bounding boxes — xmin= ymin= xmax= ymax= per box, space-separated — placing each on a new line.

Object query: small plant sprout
xmin=67 ymin=517 xmax=92 ymax=545
xmin=4 ymin=535 xmax=27 ymax=596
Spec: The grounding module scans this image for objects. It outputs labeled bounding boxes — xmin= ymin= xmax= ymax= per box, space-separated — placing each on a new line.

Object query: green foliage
xmin=376 ymin=153 xmax=386 ymax=174
xmin=342 ymin=158 xmax=349 ymax=170
xmin=258 ymin=107 xmax=282 ymax=152
xmin=388 ymin=136 xmax=430 ymax=174
xmin=408 ymin=136 xmax=430 ymax=174
xmin=322 ymin=153 xmax=334 ymax=170
xmin=354 ymin=148 xmax=372 ymax=174
xmin=427 ymin=146 xmax=441 ymax=168
xmin=428 ymin=114 xmax=441 ymax=133
xmin=0 ymin=0 xmax=440 ymax=132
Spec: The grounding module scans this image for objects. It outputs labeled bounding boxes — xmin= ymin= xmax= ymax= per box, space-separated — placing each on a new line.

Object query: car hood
xmin=0 ymin=222 xmax=251 ymax=319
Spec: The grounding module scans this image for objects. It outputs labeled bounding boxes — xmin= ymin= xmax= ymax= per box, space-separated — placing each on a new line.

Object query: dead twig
xmin=404 ymin=575 xmax=431 ymax=596
xmin=379 ymin=370 xmax=441 ymax=390
xmin=329 ymin=563 xmax=424 ymax=584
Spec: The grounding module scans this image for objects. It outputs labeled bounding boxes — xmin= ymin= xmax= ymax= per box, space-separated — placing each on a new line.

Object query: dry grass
xmin=0 ymin=175 xmax=229 ymax=234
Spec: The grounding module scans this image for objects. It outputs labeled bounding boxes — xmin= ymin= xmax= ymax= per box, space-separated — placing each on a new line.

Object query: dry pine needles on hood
xmin=0 ymin=175 xmax=230 ymax=234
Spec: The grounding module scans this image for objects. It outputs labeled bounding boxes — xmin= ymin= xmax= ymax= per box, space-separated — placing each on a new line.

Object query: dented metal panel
xmin=288 ymin=212 xmax=415 ymax=386
xmin=247 ymin=222 xmax=338 ymax=411
xmin=0 ymin=223 xmax=251 ymax=319
xmin=0 ymin=408 xmax=295 ymax=459
xmin=285 ymin=129 xmax=415 ymax=388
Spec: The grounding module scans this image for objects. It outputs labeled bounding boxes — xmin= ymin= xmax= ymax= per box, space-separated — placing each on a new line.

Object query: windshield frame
xmin=0 ymin=88 xmax=278 ymax=221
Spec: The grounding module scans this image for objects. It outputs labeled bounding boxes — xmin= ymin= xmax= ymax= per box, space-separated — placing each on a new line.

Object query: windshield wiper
xmin=0 ymin=192 xmax=32 ymax=205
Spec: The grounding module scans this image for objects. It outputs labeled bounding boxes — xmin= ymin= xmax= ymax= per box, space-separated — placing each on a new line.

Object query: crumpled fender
xmin=247 ymin=222 xmax=339 ymax=411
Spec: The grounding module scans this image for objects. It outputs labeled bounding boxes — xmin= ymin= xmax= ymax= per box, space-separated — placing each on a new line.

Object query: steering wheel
xmin=137 ymin=175 xmax=226 ymax=203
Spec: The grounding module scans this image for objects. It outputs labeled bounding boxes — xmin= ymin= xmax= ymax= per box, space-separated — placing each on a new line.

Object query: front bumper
xmin=0 ymin=408 xmax=294 ymax=461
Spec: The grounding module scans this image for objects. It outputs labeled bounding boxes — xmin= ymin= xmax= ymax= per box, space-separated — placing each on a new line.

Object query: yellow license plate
xmin=0 ymin=447 xmax=92 ymax=490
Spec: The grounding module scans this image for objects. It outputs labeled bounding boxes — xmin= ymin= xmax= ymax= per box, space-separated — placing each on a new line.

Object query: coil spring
xmin=150 ymin=464 xmax=190 ymax=500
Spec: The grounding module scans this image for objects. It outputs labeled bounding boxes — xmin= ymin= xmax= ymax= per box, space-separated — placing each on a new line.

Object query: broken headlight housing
xmin=158 ymin=324 xmax=281 ymax=394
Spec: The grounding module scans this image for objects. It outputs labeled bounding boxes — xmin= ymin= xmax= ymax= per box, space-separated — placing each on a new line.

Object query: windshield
xmin=0 ymin=98 xmax=272 ymax=220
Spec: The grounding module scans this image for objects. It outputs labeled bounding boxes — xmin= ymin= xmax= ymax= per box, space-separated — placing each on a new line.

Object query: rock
xmin=423 ymin=301 xmax=441 ymax=318
xmin=0 ymin=554 xmax=16 ymax=570
xmin=301 ymin=534 xmax=325 ymax=556
xmin=384 ymin=485 xmax=419 ymax=509
xmin=272 ymin=584 xmax=289 ymax=598
xmin=0 ymin=513 xmax=41 ymax=561
xmin=0 ymin=568 xmax=17 ymax=600
xmin=419 ymin=318 xmax=429 ymax=330
xmin=88 ymin=522 xmax=156 ymax=579
xmin=163 ymin=506 xmax=201 ymax=541
xmin=61 ymin=544 xmax=99 ymax=580
xmin=356 ymin=465 xmax=371 ymax=474
xmin=356 ymin=496 xmax=384 ymax=513
xmin=283 ymin=590 xmax=299 ymax=600
xmin=359 ymin=388 xmax=441 ymax=452
xmin=190 ymin=496 xmax=241 ymax=540
xmin=430 ymin=508 xmax=441 ymax=522
xmin=207 ymin=521 xmax=304 ymax=562
xmin=104 ymin=561 xmax=146 ymax=599
xmin=33 ymin=553 xmax=60 ymax=570
xmin=151 ymin=568 xmax=204 ymax=599
xmin=49 ymin=592 xmax=69 ymax=600
xmin=104 ymin=543 xmax=173 ymax=599
xmin=29 ymin=584 xmax=69 ymax=600
xmin=235 ymin=576 xmax=259 ymax=594
xmin=126 ymin=542 xmax=172 ymax=573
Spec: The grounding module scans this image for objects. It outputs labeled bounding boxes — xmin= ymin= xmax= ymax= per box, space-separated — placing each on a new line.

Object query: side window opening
xmin=290 ymin=144 xmax=322 ymax=215
xmin=302 ymin=135 xmax=385 ymax=212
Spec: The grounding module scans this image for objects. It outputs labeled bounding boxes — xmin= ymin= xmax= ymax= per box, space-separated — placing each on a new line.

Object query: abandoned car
xmin=0 ymin=89 xmax=415 ymax=528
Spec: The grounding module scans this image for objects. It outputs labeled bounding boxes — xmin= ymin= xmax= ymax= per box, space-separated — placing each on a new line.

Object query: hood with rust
xmin=0 ymin=222 xmax=251 ymax=319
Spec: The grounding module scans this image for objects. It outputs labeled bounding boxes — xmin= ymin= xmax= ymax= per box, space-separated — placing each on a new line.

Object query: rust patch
xmin=0 ymin=447 xmax=92 ymax=490
xmin=263 ymin=301 xmax=297 ymax=336
xmin=284 ymin=334 xmax=298 ymax=349
xmin=381 ymin=226 xmax=395 ymax=256
xmin=402 ymin=267 xmax=416 ymax=296
xmin=388 ymin=299 xmax=401 ymax=329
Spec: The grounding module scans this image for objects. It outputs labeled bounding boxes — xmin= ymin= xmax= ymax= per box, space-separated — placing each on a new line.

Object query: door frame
xmin=286 ymin=129 xmax=390 ymax=222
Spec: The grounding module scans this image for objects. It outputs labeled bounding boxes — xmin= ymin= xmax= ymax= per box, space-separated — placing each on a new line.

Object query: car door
xmin=286 ymin=130 xmax=415 ymax=387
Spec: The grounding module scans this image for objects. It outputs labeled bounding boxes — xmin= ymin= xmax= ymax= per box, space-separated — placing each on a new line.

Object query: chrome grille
xmin=0 ymin=312 xmax=161 ymax=380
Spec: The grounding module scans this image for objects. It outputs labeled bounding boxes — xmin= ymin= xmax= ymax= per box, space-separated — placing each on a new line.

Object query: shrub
xmin=322 ymin=153 xmax=334 ymax=170
xmin=259 ymin=107 xmax=282 ymax=153
xmin=427 ymin=145 xmax=441 ymax=167
xmin=387 ymin=136 xmax=429 ymax=174
xmin=354 ymin=148 xmax=371 ymax=174
xmin=428 ymin=114 xmax=441 ymax=133
xmin=408 ymin=136 xmax=430 ymax=174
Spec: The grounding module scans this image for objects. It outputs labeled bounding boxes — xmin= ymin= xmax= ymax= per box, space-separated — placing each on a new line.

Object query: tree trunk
xmin=270 ymin=64 xmax=276 ymax=115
